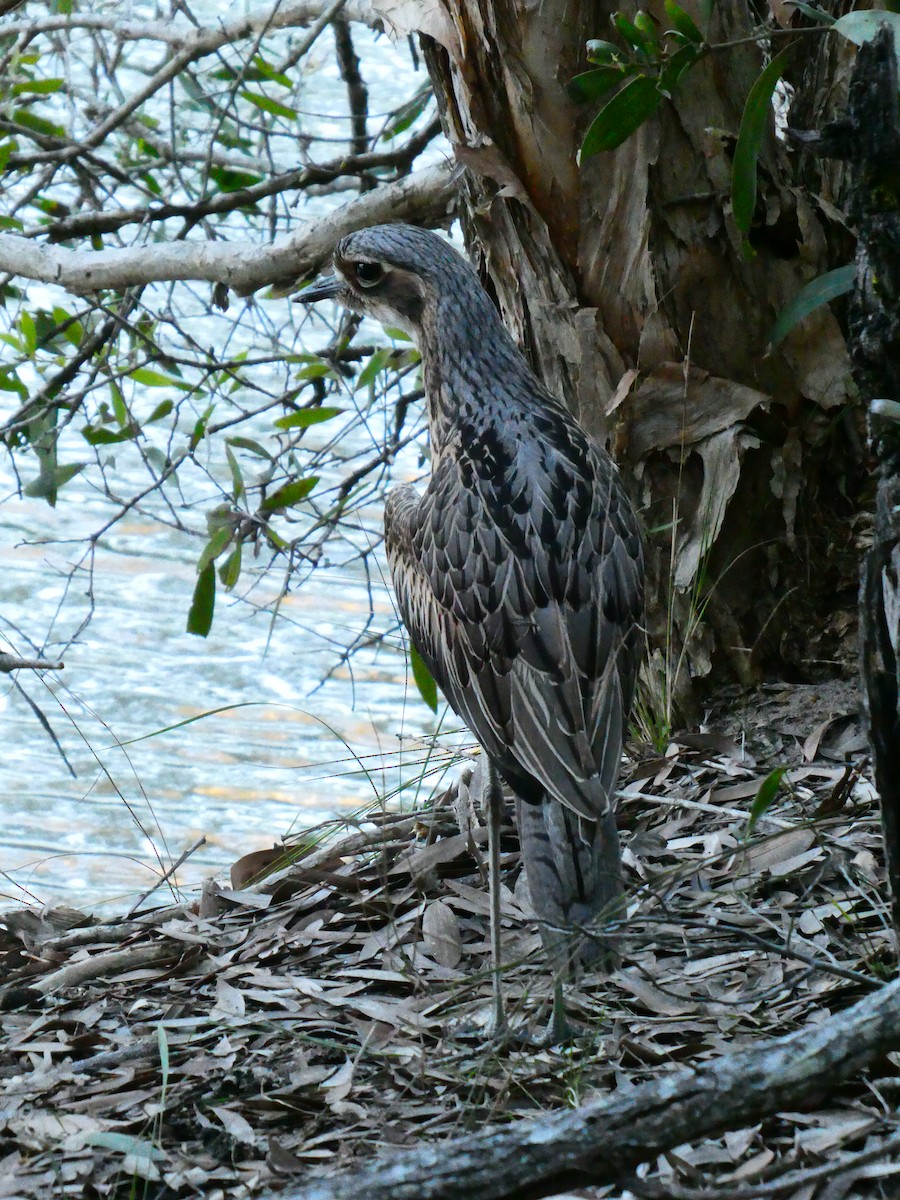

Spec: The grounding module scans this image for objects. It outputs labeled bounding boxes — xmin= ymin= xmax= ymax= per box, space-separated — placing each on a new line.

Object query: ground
xmin=1 ymin=677 xmax=897 ymax=1200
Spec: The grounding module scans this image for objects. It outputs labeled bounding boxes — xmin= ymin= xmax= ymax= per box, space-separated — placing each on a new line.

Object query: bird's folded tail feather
xmin=515 ymin=794 xmax=623 ymax=972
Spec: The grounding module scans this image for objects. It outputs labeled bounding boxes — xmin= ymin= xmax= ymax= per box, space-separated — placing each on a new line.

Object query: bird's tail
xmin=515 ymin=794 xmax=623 ymax=972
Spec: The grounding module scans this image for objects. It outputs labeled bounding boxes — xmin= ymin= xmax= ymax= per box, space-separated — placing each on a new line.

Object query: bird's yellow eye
xmin=354 ymin=261 xmax=384 ymax=288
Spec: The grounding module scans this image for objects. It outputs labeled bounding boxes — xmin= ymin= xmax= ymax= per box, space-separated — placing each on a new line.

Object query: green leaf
xmin=250 ymin=54 xmax=292 ymax=88
xmin=219 ymin=543 xmax=242 ymax=589
xmin=147 ymin=399 xmax=174 ymax=422
xmin=768 ymin=264 xmax=855 ymax=350
xmin=633 ymin=11 xmax=659 ymax=52
xmin=747 ymin=766 xmax=788 ymax=835
xmin=130 ymin=366 xmax=191 ymax=390
xmin=13 ymin=110 xmax=65 ymax=139
xmin=197 ymin=526 xmax=233 ymax=572
xmin=145 ymin=446 xmax=168 ymax=472
xmin=0 ymin=368 xmax=26 ymax=397
xmin=586 ymin=39 xmax=623 ymax=64
xmin=187 ymin=563 xmax=216 ymax=637
xmin=579 ymin=75 xmax=661 ymax=159
xmin=82 ymin=425 xmax=135 ymax=446
xmin=208 ymin=166 xmax=262 ymax=193
xmin=614 ymin=11 xmax=654 ymax=54
xmin=190 ymin=403 xmax=215 ymax=449
xmin=225 ymin=444 xmax=244 ymax=500
xmin=833 ymin=10 xmax=900 ymax=75
xmin=355 ymin=348 xmax=391 ymax=392
xmin=664 ymin=0 xmax=704 ymax=43
xmin=226 ymin=435 xmax=272 ymax=459
xmin=53 ymin=305 xmax=82 ymax=346
xmin=19 ymin=309 xmax=36 ymax=356
xmin=240 ymin=90 xmax=297 ymax=120
xmin=296 ymin=362 xmax=338 ymax=381
xmin=110 ymin=379 xmax=128 ymax=427
xmin=12 ymin=78 xmax=65 ymax=95
xmin=24 ymin=461 xmax=86 ymax=506
xmin=568 ymin=67 xmax=626 ymax=103
xmin=409 ymin=644 xmax=438 ymax=713
xmin=261 ymin=476 xmax=319 ymax=511
xmin=381 ymin=88 xmax=431 ymax=140
xmin=658 ymin=43 xmax=702 ymax=96
xmin=785 ymin=2 xmax=835 ymax=26
xmin=273 ymin=406 xmax=344 ymax=430
xmin=732 ymin=45 xmax=794 ymax=237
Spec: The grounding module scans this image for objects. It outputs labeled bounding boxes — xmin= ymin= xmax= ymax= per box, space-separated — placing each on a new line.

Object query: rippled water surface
xmin=0 ymin=16 xmax=457 ymax=913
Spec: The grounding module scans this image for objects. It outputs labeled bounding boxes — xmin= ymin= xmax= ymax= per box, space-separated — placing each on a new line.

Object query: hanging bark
xmin=376 ymin=0 xmax=863 ymax=702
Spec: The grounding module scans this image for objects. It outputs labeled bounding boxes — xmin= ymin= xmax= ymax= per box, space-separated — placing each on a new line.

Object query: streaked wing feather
xmin=385 ymin=425 xmax=644 ymax=827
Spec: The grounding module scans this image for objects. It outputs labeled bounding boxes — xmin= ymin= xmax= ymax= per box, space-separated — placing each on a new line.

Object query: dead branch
xmin=0 ymin=1 xmax=376 ymax=45
xmin=0 ymin=653 xmax=63 ymax=672
xmin=0 ymin=160 xmax=455 ymax=297
xmin=286 ymin=976 xmax=900 ymax=1200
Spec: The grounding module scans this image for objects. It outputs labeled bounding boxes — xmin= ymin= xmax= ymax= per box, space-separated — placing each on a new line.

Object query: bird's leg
xmin=547 ymin=976 xmax=574 ymax=1046
xmin=483 ymin=755 xmax=507 ymax=1037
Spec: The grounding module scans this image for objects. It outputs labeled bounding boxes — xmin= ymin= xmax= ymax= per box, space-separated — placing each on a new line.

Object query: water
xmin=0 ymin=10 xmax=460 ymax=914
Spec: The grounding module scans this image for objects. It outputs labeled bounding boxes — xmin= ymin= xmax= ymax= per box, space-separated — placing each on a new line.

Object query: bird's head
xmin=298 ymin=223 xmax=489 ymax=343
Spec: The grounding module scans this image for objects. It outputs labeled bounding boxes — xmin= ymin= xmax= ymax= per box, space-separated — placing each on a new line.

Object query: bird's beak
xmin=296 ymin=273 xmax=342 ymax=304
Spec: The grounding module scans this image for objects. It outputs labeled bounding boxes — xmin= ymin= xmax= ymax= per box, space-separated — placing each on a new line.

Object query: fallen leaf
xmin=422 ymin=900 xmax=462 ymax=968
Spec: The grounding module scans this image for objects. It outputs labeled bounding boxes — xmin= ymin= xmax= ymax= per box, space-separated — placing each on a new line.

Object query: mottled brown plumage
xmin=302 ymin=224 xmax=644 ymax=1029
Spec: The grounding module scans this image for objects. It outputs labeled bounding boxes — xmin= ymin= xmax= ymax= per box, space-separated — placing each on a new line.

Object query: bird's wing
xmin=385 ymin=423 xmax=643 ymax=823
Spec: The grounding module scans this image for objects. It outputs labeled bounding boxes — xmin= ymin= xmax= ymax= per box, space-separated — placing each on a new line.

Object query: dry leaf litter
xmin=2 ymin=680 xmax=899 ymax=1199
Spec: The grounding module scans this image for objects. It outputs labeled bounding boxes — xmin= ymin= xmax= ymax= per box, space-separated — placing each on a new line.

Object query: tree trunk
xmin=382 ymin=0 xmax=864 ymax=707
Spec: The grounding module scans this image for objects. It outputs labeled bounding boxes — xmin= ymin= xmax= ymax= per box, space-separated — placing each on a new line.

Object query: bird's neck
xmin=418 ymin=297 xmax=540 ymax=459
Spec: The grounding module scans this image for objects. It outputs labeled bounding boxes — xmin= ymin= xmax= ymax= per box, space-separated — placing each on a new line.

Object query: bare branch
xmin=0 ymin=1 xmax=378 ymax=49
xmin=29 ymin=116 xmax=442 ymax=240
xmin=0 ymin=653 xmax=64 ymax=673
xmin=0 ymin=161 xmax=456 ymax=296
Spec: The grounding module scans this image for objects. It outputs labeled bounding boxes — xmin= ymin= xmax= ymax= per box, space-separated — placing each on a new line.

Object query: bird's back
xmin=386 ymin=372 xmax=643 ymax=824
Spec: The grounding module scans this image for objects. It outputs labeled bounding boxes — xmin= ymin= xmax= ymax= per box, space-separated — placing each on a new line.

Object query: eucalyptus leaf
xmin=131 ymin=367 xmax=191 ymax=390
xmin=274 ymin=406 xmax=344 ymax=430
xmin=410 ymin=644 xmax=438 ymax=713
xmin=240 ymin=90 xmax=297 ymax=120
xmin=664 ymin=0 xmax=703 ymax=44
xmin=261 ymin=476 xmax=319 ymax=511
xmin=732 ymin=45 xmax=795 ymax=237
xmin=81 ymin=1132 xmax=165 ymax=1159
xmin=187 ymin=563 xmax=216 ymax=637
xmin=768 ymin=264 xmax=855 ymax=349
xmin=579 ymin=75 xmax=661 ymax=159
xmin=747 ymin=766 xmax=788 ymax=834
xmin=784 ymin=2 xmax=835 ymax=26
xmin=568 ymin=67 xmax=627 ymax=102
xmin=833 ymin=10 xmax=900 ymax=75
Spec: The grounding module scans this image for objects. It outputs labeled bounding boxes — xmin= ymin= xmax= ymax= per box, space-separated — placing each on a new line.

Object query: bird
xmin=300 ymin=223 xmax=644 ymax=1039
